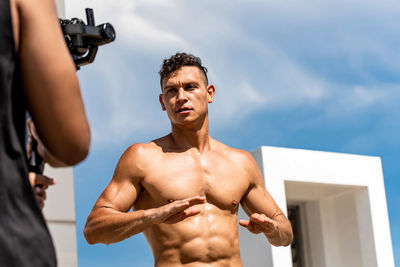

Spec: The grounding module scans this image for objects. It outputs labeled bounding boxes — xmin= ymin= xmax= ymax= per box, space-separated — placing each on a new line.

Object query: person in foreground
xmin=1 ymin=0 xmax=90 ymax=266
xmin=84 ymin=52 xmax=292 ymax=266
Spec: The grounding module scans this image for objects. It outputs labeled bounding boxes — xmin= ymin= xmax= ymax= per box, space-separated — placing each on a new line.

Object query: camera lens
xmin=101 ymin=23 xmax=116 ymax=42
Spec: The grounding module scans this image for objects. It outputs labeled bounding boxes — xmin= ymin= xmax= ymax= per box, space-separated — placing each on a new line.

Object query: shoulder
xmin=221 ymin=146 xmax=263 ymax=187
xmin=212 ymin=139 xmax=258 ymax=170
xmin=120 ymin=133 xmax=174 ymax=165
xmin=115 ymin=142 xmax=162 ymax=178
xmin=122 ymin=142 xmax=161 ymax=164
xmin=219 ymin=144 xmax=261 ymax=186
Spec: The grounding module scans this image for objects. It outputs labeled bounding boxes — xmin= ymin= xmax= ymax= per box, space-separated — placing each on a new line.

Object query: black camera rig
xmin=59 ymin=8 xmax=116 ymax=69
xmin=28 ymin=8 xmax=116 ymax=174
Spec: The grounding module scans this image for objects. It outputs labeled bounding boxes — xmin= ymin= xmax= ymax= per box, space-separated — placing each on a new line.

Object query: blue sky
xmin=66 ymin=0 xmax=400 ymax=266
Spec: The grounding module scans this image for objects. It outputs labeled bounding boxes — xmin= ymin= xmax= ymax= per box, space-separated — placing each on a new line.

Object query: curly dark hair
xmin=159 ymin=52 xmax=208 ymax=88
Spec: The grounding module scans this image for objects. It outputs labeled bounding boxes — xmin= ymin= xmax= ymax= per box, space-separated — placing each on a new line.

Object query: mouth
xmin=176 ymin=107 xmax=192 ymax=113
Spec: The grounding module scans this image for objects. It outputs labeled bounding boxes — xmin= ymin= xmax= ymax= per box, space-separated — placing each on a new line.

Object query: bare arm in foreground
xmin=11 ymin=0 xmax=90 ymax=166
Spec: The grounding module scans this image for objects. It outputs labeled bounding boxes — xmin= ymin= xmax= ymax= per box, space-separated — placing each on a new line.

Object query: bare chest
xmin=138 ymin=152 xmax=249 ymax=211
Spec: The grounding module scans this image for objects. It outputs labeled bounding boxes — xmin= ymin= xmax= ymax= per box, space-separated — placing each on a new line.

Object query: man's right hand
xmin=152 ymin=196 xmax=206 ymax=224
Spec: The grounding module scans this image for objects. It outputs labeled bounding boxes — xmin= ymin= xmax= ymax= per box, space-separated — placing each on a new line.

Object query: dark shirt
xmin=0 ymin=0 xmax=57 ymax=266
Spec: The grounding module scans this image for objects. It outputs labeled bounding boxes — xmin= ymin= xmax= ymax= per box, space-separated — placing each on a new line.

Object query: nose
xmin=176 ymin=87 xmax=187 ymax=103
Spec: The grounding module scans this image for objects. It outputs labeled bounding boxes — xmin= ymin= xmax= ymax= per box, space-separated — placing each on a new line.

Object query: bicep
xmin=94 ymin=176 xmax=140 ymax=213
xmin=18 ymin=0 xmax=90 ymax=164
xmin=91 ymin=146 xmax=146 ymax=213
xmin=241 ymin=183 xmax=283 ymax=219
xmin=240 ymin=156 xmax=284 ymax=219
xmin=94 ymin=162 xmax=142 ymax=213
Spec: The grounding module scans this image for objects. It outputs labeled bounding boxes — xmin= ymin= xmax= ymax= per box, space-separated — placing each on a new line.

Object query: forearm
xmin=27 ymin=119 xmax=88 ymax=167
xmin=84 ymin=207 xmax=157 ymax=245
xmin=38 ymin=144 xmax=68 ymax=167
xmin=264 ymin=214 xmax=293 ymax=247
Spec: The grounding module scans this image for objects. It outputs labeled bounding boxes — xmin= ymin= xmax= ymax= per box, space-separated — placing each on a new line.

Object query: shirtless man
xmin=84 ymin=52 xmax=293 ymax=266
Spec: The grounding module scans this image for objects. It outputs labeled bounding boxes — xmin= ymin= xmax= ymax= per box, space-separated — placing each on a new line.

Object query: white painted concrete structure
xmin=43 ymin=166 xmax=78 ymax=267
xmin=238 ymin=146 xmax=394 ymax=267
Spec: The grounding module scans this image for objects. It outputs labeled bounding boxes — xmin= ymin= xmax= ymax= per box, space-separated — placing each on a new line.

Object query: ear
xmin=207 ymin=84 xmax=215 ymax=103
xmin=159 ymin=94 xmax=166 ymax=111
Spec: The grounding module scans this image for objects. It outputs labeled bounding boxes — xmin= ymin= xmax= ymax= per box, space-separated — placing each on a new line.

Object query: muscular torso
xmin=134 ymin=138 xmax=251 ymax=266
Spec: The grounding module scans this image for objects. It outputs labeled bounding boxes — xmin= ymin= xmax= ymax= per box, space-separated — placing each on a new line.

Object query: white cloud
xmin=352 ymin=86 xmax=386 ymax=108
xmin=65 ymin=0 xmax=400 ymax=147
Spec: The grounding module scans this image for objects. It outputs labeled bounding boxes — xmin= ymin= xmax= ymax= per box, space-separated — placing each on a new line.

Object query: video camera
xmin=59 ymin=8 xmax=116 ymax=69
xmin=28 ymin=8 xmax=116 ymax=173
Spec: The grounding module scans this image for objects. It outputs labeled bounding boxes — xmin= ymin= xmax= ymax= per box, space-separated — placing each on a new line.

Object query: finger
xmin=250 ymin=213 xmax=270 ymax=224
xmin=250 ymin=214 xmax=276 ymax=233
xmin=162 ymin=196 xmax=206 ymax=221
xmin=167 ymin=200 xmax=190 ymax=214
xmin=186 ymin=196 xmax=206 ymax=206
xmin=35 ymin=191 xmax=47 ymax=201
xmin=239 ymin=220 xmax=250 ymax=227
xmin=239 ymin=219 xmax=259 ymax=233
xmin=28 ymin=172 xmax=37 ymax=186
xmin=183 ymin=208 xmax=201 ymax=217
xmin=36 ymin=195 xmax=44 ymax=209
xmin=168 ymin=196 xmax=205 ymax=211
xmin=34 ymin=174 xmax=56 ymax=187
xmin=29 ymin=172 xmax=53 ymax=186
xmin=163 ymin=207 xmax=203 ymax=224
xmin=168 ymin=196 xmax=206 ymax=204
xmin=184 ymin=195 xmax=206 ymax=203
xmin=34 ymin=186 xmax=47 ymax=199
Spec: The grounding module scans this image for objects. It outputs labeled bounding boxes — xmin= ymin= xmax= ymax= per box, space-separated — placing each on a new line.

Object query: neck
xmin=170 ymin=115 xmax=211 ymax=154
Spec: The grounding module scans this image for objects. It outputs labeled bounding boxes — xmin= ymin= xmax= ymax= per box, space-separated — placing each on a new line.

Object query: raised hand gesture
xmin=154 ymin=196 xmax=206 ymax=224
xmin=239 ymin=213 xmax=278 ymax=234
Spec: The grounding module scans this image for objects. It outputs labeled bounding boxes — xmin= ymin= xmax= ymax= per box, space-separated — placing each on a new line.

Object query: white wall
xmin=55 ymin=0 xmax=66 ymax=19
xmin=238 ymin=206 xmax=274 ymax=267
xmin=285 ymin=182 xmax=377 ymax=267
xmin=238 ymin=146 xmax=394 ymax=267
xmin=43 ymin=166 xmax=78 ymax=267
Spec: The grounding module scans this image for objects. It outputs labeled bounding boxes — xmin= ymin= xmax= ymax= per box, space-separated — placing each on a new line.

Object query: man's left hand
xmin=239 ymin=213 xmax=277 ymax=234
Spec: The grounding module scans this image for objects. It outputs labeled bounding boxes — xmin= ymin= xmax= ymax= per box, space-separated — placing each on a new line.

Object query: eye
xmin=166 ymin=88 xmax=177 ymax=94
xmin=186 ymin=83 xmax=197 ymax=90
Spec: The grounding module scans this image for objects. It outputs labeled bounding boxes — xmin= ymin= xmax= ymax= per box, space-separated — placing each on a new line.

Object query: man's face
xmin=159 ymin=66 xmax=215 ymax=126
